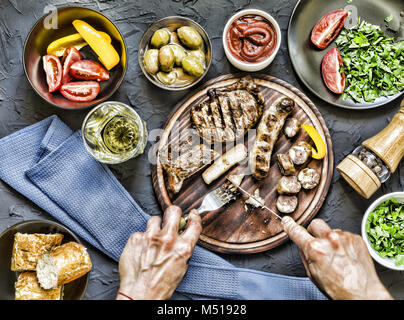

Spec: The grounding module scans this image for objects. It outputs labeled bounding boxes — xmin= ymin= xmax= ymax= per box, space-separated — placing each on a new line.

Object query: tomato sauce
xmin=226 ymin=15 xmax=277 ymax=64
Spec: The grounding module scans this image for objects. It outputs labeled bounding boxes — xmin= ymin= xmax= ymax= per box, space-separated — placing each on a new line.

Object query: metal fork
xmin=179 ymin=184 xmax=237 ymax=230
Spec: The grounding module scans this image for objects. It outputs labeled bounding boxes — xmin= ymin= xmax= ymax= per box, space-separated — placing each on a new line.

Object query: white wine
xmin=103 ymin=116 xmax=140 ymax=153
xmin=82 ymin=102 xmax=147 ymax=164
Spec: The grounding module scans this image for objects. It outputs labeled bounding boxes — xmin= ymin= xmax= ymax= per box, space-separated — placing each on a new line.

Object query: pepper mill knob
xmin=337 ymin=98 xmax=404 ymax=199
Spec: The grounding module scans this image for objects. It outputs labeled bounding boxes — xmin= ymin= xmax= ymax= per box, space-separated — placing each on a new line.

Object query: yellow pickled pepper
xmin=72 ymin=20 xmax=120 ymax=70
xmin=47 ymin=31 xmax=112 ymax=57
xmin=301 ymin=124 xmax=327 ymax=160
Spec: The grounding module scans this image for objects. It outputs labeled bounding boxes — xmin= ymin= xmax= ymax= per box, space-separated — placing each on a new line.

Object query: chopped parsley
xmin=366 ymin=198 xmax=404 ymax=266
xmin=385 ymin=14 xmax=394 ymax=23
xmin=335 ymin=19 xmax=404 ymax=103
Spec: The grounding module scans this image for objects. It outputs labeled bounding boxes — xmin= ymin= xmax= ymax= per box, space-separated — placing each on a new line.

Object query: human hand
xmin=117 ymin=206 xmax=202 ymax=300
xmin=282 ymin=216 xmax=392 ymax=300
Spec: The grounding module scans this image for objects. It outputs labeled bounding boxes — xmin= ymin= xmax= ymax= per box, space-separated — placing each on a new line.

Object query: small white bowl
xmin=222 ymin=9 xmax=281 ymax=72
xmin=361 ymin=192 xmax=404 ymax=271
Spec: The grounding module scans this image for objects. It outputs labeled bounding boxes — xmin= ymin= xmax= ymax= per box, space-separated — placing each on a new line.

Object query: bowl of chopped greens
xmin=288 ymin=0 xmax=404 ymax=109
xmin=362 ymin=192 xmax=404 ymax=270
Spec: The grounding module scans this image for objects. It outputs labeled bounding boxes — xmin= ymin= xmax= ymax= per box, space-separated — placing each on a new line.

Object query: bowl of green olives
xmin=138 ymin=16 xmax=212 ymax=90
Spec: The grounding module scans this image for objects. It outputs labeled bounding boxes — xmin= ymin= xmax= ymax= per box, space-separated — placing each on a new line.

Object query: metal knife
xmin=236 ymin=185 xmax=282 ymax=220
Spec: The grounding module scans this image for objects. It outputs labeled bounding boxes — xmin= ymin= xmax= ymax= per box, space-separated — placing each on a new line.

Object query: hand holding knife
xmin=236 ymin=185 xmax=308 ymax=234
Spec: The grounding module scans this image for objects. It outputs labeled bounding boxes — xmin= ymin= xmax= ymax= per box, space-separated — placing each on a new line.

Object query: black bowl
xmin=288 ymin=0 xmax=404 ymax=109
xmin=23 ymin=6 xmax=127 ymax=110
xmin=0 ymin=220 xmax=89 ymax=300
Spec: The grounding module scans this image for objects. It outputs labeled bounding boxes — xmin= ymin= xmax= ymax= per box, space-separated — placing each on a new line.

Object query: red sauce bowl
xmin=223 ymin=9 xmax=281 ymax=72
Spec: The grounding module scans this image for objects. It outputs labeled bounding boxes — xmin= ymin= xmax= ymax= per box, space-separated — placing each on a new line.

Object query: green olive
xmin=173 ymin=67 xmax=196 ymax=85
xmin=187 ymin=49 xmax=206 ymax=66
xmin=158 ymin=45 xmax=175 ymax=72
xmin=157 ymin=70 xmax=177 ymax=85
xmin=150 ymin=29 xmax=170 ymax=48
xmin=181 ymin=56 xmax=204 ymax=77
xmin=170 ymin=31 xmax=180 ymax=45
xmin=143 ymin=49 xmax=159 ymax=74
xmin=177 ymin=26 xmax=203 ymax=49
xmin=167 ymin=44 xmax=186 ymax=66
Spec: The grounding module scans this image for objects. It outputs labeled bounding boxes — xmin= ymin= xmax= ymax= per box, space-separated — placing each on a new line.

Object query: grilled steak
xmin=160 ymin=143 xmax=218 ymax=194
xmin=191 ymin=76 xmax=264 ymax=143
xmin=249 ymin=96 xmax=295 ymax=180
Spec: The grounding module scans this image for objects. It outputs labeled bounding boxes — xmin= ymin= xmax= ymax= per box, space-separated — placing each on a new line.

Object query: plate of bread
xmin=0 ymin=220 xmax=92 ymax=300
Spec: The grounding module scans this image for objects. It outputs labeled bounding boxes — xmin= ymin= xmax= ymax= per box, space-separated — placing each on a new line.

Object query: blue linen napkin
xmin=0 ymin=115 xmax=325 ymax=300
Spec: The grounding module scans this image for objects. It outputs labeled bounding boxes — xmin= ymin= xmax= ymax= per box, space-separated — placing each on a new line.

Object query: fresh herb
xmin=335 ymin=19 xmax=404 ymax=103
xmin=385 ymin=14 xmax=394 ymax=23
xmin=366 ymin=198 xmax=404 ymax=266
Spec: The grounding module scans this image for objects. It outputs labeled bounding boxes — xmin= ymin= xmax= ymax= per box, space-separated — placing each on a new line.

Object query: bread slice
xmin=15 ymin=272 xmax=61 ymax=300
xmin=11 ymin=233 xmax=64 ymax=271
xmin=36 ymin=242 xmax=92 ymax=289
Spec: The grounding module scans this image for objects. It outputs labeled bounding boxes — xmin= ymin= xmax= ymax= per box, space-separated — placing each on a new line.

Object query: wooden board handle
xmin=363 ymin=99 xmax=404 ymax=172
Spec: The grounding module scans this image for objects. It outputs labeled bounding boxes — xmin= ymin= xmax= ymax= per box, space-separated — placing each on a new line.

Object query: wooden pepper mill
xmin=337 ymin=98 xmax=404 ymax=199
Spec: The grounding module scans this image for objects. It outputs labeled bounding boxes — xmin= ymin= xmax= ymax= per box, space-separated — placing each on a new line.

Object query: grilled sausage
xmin=202 ymin=144 xmax=248 ymax=185
xmin=289 ymin=141 xmax=312 ymax=165
xmin=284 ymin=117 xmax=301 ymax=138
xmin=298 ymin=167 xmax=320 ymax=190
xmin=277 ymin=153 xmax=296 ymax=176
xmin=276 ymin=175 xmax=301 ymax=195
xmin=249 ymin=97 xmax=295 ymax=180
xmin=276 ymin=195 xmax=298 ymax=213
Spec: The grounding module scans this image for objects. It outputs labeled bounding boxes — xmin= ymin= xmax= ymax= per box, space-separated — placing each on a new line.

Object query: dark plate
xmin=0 ymin=220 xmax=89 ymax=300
xmin=23 ymin=6 xmax=127 ymax=110
xmin=288 ymin=0 xmax=404 ymax=109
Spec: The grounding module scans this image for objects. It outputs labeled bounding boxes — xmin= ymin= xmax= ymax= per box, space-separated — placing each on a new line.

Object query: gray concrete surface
xmin=0 ymin=0 xmax=403 ymax=299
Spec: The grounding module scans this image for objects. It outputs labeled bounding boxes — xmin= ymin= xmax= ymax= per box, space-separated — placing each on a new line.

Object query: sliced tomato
xmin=322 ymin=48 xmax=345 ymax=94
xmin=69 ymin=60 xmax=109 ymax=81
xmin=59 ymin=81 xmax=100 ymax=102
xmin=61 ymin=47 xmax=82 ymax=84
xmin=43 ymin=55 xmax=62 ymax=92
xmin=311 ymin=9 xmax=349 ymax=49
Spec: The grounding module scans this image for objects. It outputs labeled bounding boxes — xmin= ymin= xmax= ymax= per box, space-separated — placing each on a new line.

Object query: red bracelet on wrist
xmin=117 ymin=291 xmax=134 ymax=300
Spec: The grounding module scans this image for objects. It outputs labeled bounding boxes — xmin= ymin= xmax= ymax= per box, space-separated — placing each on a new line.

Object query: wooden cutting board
xmin=151 ymin=74 xmax=333 ymax=254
